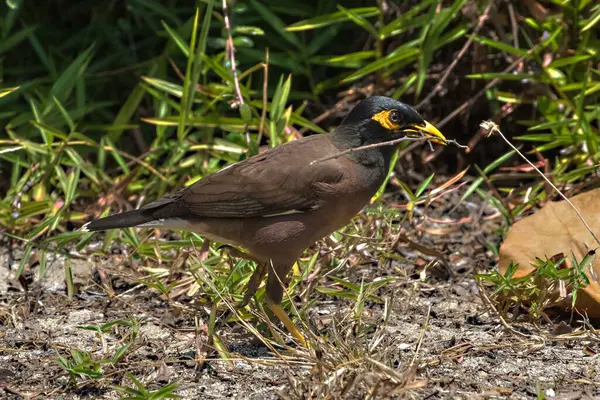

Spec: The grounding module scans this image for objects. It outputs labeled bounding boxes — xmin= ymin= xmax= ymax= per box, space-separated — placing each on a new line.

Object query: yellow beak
xmin=406 ymin=121 xmax=447 ymax=145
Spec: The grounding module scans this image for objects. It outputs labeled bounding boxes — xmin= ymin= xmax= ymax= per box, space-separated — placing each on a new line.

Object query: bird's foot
xmin=268 ymin=302 xmax=308 ymax=347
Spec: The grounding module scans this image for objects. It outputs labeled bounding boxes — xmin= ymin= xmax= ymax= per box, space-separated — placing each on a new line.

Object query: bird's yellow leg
xmin=267 ymin=301 xmax=307 ymax=346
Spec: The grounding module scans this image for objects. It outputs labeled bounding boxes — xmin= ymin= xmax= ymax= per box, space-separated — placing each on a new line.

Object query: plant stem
xmin=482 ymin=121 xmax=600 ymax=247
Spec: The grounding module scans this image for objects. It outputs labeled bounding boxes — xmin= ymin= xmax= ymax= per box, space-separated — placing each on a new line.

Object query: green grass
xmin=476 ymin=253 xmax=592 ymax=322
xmin=113 ymin=374 xmax=181 ymax=400
xmin=0 ymin=0 xmax=478 ymax=315
xmin=1 ymin=0 xmax=600 ymax=396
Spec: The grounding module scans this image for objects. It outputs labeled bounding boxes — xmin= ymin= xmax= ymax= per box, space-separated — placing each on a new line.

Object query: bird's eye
xmin=389 ymin=110 xmax=400 ymax=123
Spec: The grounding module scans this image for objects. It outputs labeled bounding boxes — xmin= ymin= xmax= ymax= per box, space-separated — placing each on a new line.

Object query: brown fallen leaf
xmin=499 ymin=188 xmax=600 ymax=318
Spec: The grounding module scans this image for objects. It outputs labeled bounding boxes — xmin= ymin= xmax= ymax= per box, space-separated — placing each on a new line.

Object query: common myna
xmin=82 ymin=96 xmax=446 ymax=344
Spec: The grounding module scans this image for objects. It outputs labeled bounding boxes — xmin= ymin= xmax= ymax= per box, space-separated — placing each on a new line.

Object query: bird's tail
xmin=81 ymin=209 xmax=154 ymax=232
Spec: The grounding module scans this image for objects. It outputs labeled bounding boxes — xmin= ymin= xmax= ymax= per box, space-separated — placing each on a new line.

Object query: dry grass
xmin=2 ymin=178 xmax=600 ymax=398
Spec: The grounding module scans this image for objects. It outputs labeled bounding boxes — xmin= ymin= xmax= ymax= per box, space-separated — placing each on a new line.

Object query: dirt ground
xmin=1 ymin=186 xmax=600 ymax=399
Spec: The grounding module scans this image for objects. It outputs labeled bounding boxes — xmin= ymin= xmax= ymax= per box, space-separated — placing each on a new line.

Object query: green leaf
xmin=144 ymin=115 xmax=256 ymax=131
xmin=29 ymin=120 xmax=68 ymax=141
xmin=239 ymin=48 xmax=307 ymax=73
xmin=50 ymin=44 xmax=94 ymax=105
xmin=52 ymin=96 xmax=75 ymax=132
xmin=336 ymin=5 xmax=377 ymax=37
xmin=457 ymin=150 xmax=516 ymax=204
xmin=373 ymin=148 xmax=399 ymax=202
xmin=548 ymin=55 xmax=593 ymax=68
xmin=341 ymin=46 xmax=420 ymax=83
xmin=142 ymin=76 xmax=185 ymax=98
xmin=2 ymin=0 xmax=24 ymax=36
xmin=379 ymin=0 xmax=436 ymax=39
xmin=233 ymin=26 xmax=265 ymax=36
xmin=109 ymin=61 xmax=159 ymax=141
xmin=64 ymin=147 xmax=101 ymax=185
xmin=582 ymin=82 xmax=600 ymax=97
xmin=65 ymin=259 xmax=74 ymax=299
xmin=178 ymin=8 xmax=201 ymax=141
xmin=38 ymin=250 xmax=47 ymax=278
xmin=468 ymin=35 xmax=530 ymax=57
xmin=309 ymin=51 xmax=376 ymax=68
xmin=201 ymin=54 xmax=236 ymax=86
xmin=189 ymin=142 xmax=246 ymax=154
xmin=111 ymin=344 xmax=131 ymax=364
xmin=212 ymin=333 xmax=233 ymax=367
xmin=270 ymin=74 xmax=292 ymax=123
xmin=0 ymin=86 xmax=19 ymax=99
xmin=467 ymin=72 xmax=537 ymax=81
xmin=161 ymin=20 xmax=190 ymax=57
xmin=103 ymin=137 xmax=130 ymax=174
xmin=436 ymin=25 xmax=468 ymax=49
xmin=415 ymin=173 xmax=435 ymax=197
xmin=515 ymin=134 xmax=559 ymax=142
xmin=239 ymin=103 xmax=252 ymax=123
xmin=483 ymin=149 xmax=517 ymax=174
xmin=392 ymin=73 xmax=417 ymax=99
xmin=416 ymin=0 xmax=467 ymax=97
xmin=64 ymin=167 xmax=80 ymax=204
xmin=287 ymin=7 xmax=379 ymax=31
xmin=179 ymin=2 xmax=215 ymax=140
xmin=400 ymin=181 xmax=418 ymax=203
xmin=15 ymin=244 xmax=33 ymax=278
xmin=581 ymin=6 xmax=600 ymax=32
xmin=0 ymin=25 xmax=37 ymax=55
xmin=538 ymin=27 xmax=562 ymax=51
xmin=232 ymin=36 xmax=254 ymax=48
xmin=529 ymin=119 xmax=577 ymax=131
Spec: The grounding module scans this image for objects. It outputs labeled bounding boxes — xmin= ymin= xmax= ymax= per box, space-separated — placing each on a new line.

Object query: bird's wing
xmin=143 ymin=136 xmax=346 ymax=219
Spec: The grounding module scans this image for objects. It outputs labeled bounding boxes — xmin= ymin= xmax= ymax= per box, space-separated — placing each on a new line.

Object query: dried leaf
xmin=499 ymin=188 xmax=600 ymax=317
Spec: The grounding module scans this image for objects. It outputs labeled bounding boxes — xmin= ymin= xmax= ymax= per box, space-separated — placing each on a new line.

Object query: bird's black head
xmin=338 ymin=96 xmax=446 ymax=145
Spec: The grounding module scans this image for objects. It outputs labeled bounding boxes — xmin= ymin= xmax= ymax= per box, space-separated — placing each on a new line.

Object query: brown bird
xmin=82 ymin=96 xmax=446 ymax=344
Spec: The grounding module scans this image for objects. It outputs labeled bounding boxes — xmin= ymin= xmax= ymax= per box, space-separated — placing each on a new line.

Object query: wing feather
xmin=143 ymin=135 xmax=346 ymax=219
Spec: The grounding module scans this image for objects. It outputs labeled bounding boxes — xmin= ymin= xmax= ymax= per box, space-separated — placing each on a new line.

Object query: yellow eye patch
xmin=371 ymin=110 xmax=401 ymax=131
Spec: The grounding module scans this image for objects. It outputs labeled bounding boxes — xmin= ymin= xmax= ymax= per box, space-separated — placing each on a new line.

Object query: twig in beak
xmin=310 ymin=136 xmax=468 ymax=165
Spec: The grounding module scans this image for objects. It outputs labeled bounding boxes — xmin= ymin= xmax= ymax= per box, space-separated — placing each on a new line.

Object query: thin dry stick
xmin=507 ymin=2 xmax=520 ymax=49
xmin=409 ymin=303 xmax=431 ymax=368
xmin=222 ymin=0 xmax=243 ymax=106
xmin=478 ymin=281 xmax=542 ymax=340
xmin=437 ymin=22 xmax=556 ymax=129
xmin=257 ymin=49 xmax=269 ymax=147
xmin=416 ymin=0 xmax=494 ymax=110
xmin=222 ymin=0 xmax=251 ymax=147
xmin=310 ymin=137 xmax=467 ymax=166
xmin=310 ymin=137 xmax=428 ymax=165
xmin=481 ymin=120 xmax=600 ymax=247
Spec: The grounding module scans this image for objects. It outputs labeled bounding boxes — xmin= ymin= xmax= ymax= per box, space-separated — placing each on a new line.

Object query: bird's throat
xmin=329 ymin=125 xmax=396 ymax=171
